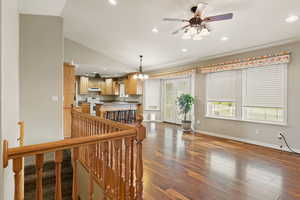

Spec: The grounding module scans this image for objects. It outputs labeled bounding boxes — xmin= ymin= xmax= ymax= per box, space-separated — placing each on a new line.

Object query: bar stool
xmin=128 ymin=110 xmax=136 ymax=124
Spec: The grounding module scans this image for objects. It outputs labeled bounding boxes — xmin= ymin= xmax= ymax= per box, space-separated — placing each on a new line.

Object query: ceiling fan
xmin=163 ymin=2 xmax=233 ymax=40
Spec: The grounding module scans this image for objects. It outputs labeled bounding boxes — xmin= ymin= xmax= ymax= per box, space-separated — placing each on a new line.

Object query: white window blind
xmin=242 ymin=64 xmax=286 ymax=108
xmin=206 ymin=70 xmax=239 ymax=102
xmin=144 ymin=79 xmax=161 ymax=110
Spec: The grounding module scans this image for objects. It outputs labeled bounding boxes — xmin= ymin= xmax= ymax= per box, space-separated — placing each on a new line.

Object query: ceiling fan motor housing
xmin=189 ymin=17 xmax=203 ymax=26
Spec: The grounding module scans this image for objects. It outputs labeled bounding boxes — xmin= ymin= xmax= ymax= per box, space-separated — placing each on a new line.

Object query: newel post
xmin=96 ymin=103 xmax=105 ymax=118
xmin=136 ymin=103 xmax=143 ymax=118
xmin=135 ymin=115 xmax=146 ymax=200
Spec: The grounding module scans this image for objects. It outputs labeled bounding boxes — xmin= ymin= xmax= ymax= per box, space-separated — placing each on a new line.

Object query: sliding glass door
xmin=163 ymin=76 xmax=191 ymax=124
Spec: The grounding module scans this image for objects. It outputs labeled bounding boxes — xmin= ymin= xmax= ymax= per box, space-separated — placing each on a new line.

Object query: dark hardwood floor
xmin=142 ymin=122 xmax=300 ymax=200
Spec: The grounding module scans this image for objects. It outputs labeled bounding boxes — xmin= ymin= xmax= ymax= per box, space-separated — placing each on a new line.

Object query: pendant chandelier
xmin=133 ymin=55 xmax=149 ymax=80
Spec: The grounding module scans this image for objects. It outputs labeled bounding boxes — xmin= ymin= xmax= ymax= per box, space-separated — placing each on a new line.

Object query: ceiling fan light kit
xmin=164 ymin=3 xmax=233 ymax=40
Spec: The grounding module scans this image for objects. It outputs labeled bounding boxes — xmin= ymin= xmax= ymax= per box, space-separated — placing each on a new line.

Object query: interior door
xmin=163 ymin=76 xmax=191 ymax=124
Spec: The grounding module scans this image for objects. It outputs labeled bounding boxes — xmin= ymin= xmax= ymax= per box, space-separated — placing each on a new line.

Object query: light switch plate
xmin=51 ymin=96 xmax=58 ymax=101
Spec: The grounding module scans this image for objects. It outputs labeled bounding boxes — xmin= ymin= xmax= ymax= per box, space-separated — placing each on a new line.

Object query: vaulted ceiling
xmin=21 ymin=0 xmax=300 ymax=73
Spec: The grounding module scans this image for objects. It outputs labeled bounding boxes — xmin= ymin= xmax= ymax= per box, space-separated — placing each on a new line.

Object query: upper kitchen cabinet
xmin=99 ymin=80 xmax=106 ymax=94
xmin=103 ymin=78 xmax=119 ymax=95
xmin=88 ymin=78 xmax=100 ymax=89
xmin=112 ymin=80 xmax=119 ymax=95
xmin=125 ymin=73 xmax=143 ymax=95
xmin=105 ymin=78 xmax=113 ymax=95
xmin=79 ymin=76 xmax=89 ymax=94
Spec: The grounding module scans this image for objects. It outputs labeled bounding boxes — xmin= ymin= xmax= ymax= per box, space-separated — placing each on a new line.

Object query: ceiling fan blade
xmin=195 ymin=2 xmax=208 ymax=17
xmin=163 ymin=18 xmax=189 ymax=22
xmin=172 ymin=25 xmax=190 ymax=35
xmin=204 ymin=13 xmax=233 ymax=22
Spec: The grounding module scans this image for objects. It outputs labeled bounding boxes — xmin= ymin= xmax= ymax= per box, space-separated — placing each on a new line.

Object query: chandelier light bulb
xmin=193 ymin=34 xmax=203 ymax=41
xmin=189 ymin=27 xmax=198 ymax=35
xmin=199 ymin=28 xmax=210 ymax=36
xmin=182 ymin=33 xmax=191 ymax=40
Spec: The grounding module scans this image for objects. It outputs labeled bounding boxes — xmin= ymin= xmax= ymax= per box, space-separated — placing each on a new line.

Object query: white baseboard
xmin=143 ymin=120 xmax=162 ymax=122
xmin=195 ymin=129 xmax=300 ymax=154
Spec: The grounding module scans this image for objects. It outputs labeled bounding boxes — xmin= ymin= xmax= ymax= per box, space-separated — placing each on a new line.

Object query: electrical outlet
xmin=255 ymin=129 xmax=260 ymax=134
xmin=197 ymin=120 xmax=201 ymax=124
xmin=277 ymin=133 xmax=283 ymax=140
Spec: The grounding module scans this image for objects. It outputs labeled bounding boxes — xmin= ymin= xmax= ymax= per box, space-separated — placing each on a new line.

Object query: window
xmin=242 ymin=64 xmax=287 ymax=124
xmin=206 ymin=70 xmax=240 ymax=118
xmin=144 ymin=79 xmax=161 ymax=110
xmin=205 ymin=64 xmax=287 ymax=125
xmin=119 ymin=83 xmax=128 ymax=97
xmin=207 ymin=102 xmax=236 ymax=118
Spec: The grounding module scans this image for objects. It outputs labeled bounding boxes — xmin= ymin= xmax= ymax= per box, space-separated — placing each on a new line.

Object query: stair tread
xmin=24 ymin=150 xmax=73 ymax=200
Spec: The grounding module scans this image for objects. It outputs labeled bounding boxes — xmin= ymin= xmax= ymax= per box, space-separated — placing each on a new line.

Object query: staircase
xmin=2 ymin=110 xmax=145 ymax=200
xmin=24 ymin=150 xmax=73 ymax=200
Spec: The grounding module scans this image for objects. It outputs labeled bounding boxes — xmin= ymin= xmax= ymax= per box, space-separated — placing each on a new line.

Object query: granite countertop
xmin=95 ymin=101 xmax=141 ymax=105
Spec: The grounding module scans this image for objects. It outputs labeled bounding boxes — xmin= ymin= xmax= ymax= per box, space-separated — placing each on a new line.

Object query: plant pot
xmin=181 ymin=120 xmax=192 ymax=133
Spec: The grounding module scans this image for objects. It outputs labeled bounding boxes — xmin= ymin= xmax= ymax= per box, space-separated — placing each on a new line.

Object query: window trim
xmin=204 ymin=115 xmax=288 ymax=126
xmin=205 ymin=64 xmax=288 ymax=126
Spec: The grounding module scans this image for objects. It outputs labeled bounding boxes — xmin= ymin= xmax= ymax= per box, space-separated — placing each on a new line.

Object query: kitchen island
xmin=95 ymin=102 xmax=143 ymax=123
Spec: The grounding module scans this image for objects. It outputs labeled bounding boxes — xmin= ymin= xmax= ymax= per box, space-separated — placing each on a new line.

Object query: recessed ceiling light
xmin=108 ymin=0 xmax=117 ymax=6
xmin=152 ymin=27 xmax=159 ymax=33
xmin=181 ymin=48 xmax=188 ymax=52
xmin=286 ymin=15 xmax=299 ymax=23
xmin=221 ymin=36 xmax=229 ymax=41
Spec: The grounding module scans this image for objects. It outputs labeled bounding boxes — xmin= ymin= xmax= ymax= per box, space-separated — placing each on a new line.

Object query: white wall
xmin=0 ymin=0 xmax=20 ymax=199
xmin=149 ymin=41 xmax=300 ymax=151
xmin=196 ymin=42 xmax=300 ymax=151
xmin=64 ymin=38 xmax=130 ymax=74
xmin=20 ymin=14 xmax=64 ymax=145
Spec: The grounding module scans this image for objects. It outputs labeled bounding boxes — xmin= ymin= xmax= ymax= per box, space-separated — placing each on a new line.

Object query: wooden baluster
xmin=13 ymin=158 xmax=23 ymax=200
xmin=124 ymin=138 xmax=130 ymax=200
xmin=17 ymin=121 xmax=25 ymax=200
xmin=88 ymin=145 xmax=94 ymax=200
xmin=136 ymin=104 xmax=143 ymax=121
xmin=130 ymin=138 xmax=134 ymax=199
xmin=135 ymin=115 xmax=146 ymax=200
xmin=119 ymin=139 xmax=123 ymax=179
xmin=72 ymin=147 xmax=79 ymax=200
xmin=103 ymin=141 xmax=109 ymax=198
xmin=55 ymin=151 xmax=63 ymax=200
xmin=110 ymin=127 xmax=113 ymax=168
xmin=36 ymin=154 xmax=44 ymax=200
xmin=113 ymin=139 xmax=121 ymax=200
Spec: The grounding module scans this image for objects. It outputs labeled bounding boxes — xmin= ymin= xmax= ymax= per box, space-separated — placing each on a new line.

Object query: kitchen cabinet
xmin=64 ymin=63 xmax=75 ymax=137
xmin=105 ymin=78 xmax=113 ymax=95
xmin=125 ymin=73 xmax=143 ymax=95
xmin=88 ymin=78 xmax=100 ymax=88
xmin=79 ymin=76 xmax=119 ymax=96
xmin=79 ymin=76 xmax=89 ymax=94
xmin=112 ymin=81 xmax=119 ymax=95
xmin=99 ymin=80 xmax=106 ymax=94
xmin=103 ymin=78 xmax=119 ymax=95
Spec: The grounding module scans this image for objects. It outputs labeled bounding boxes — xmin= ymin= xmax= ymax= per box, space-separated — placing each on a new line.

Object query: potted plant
xmin=177 ymin=94 xmax=194 ymax=133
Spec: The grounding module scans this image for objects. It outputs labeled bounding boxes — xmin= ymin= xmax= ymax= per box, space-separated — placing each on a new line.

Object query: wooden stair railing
xmin=3 ymin=109 xmax=146 ymax=200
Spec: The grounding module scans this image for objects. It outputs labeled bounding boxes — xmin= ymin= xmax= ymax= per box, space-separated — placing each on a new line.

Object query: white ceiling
xmin=19 ymin=0 xmax=67 ymax=16
xmin=62 ymin=0 xmax=299 ymax=72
